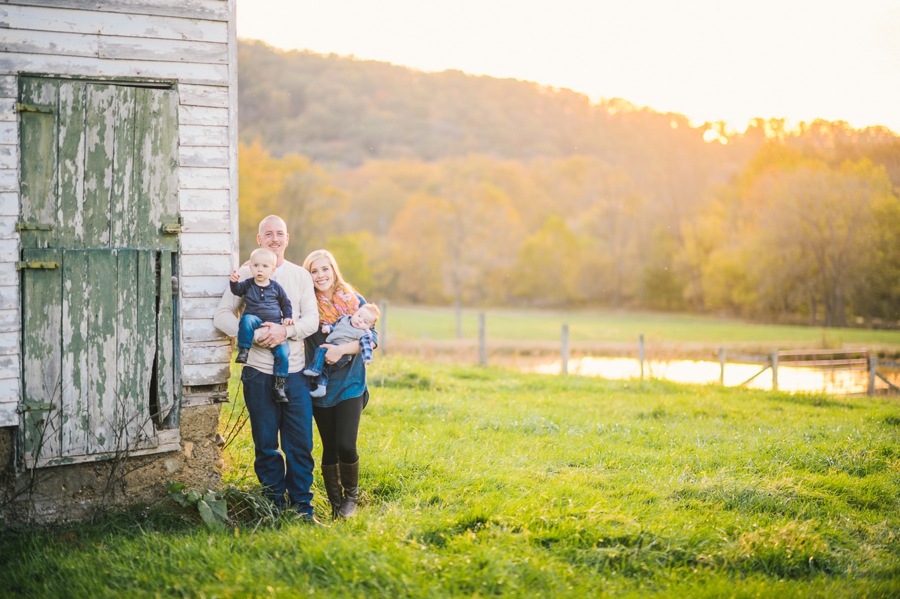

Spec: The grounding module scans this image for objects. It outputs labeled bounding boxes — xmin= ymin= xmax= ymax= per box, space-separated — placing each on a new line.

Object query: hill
xmin=236 ymin=40 xmax=900 ymax=324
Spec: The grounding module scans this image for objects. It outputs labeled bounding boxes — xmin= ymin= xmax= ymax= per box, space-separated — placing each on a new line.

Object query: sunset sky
xmin=236 ymin=0 xmax=900 ymax=134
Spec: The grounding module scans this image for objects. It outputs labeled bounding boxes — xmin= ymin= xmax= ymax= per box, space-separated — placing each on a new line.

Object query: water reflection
xmin=533 ymin=357 xmax=899 ymax=395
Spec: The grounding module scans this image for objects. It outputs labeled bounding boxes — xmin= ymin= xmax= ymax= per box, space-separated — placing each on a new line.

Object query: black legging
xmin=313 ymin=394 xmax=365 ymax=465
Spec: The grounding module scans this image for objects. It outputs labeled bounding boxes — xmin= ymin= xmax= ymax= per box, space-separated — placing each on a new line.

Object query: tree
xmin=512 ymin=216 xmax=584 ymax=305
xmin=238 ymin=141 xmax=342 ymax=262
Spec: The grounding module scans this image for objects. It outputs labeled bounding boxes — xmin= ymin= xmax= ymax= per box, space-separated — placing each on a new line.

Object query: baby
xmin=303 ymin=303 xmax=379 ymax=398
xmin=229 ymin=247 xmax=294 ymax=402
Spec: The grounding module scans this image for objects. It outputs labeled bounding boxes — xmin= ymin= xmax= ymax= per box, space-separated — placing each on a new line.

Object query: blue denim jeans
xmin=306 ymin=346 xmax=331 ymax=389
xmin=238 ymin=314 xmax=290 ymax=377
xmin=240 ymin=367 xmax=314 ymax=514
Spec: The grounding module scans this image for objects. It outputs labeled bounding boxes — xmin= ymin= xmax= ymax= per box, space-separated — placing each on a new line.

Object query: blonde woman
xmin=302 ymin=249 xmax=378 ymax=519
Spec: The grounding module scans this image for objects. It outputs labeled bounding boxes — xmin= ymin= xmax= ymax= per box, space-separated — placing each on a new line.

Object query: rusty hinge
xmin=18 ymin=401 xmax=57 ymax=413
xmin=15 ymin=103 xmax=54 ymax=114
xmin=16 ymin=261 xmax=59 ymax=270
xmin=15 ymin=223 xmax=53 ymax=232
xmin=161 ymin=223 xmax=182 ymax=235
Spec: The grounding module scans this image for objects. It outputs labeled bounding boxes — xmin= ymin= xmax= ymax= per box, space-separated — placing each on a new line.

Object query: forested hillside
xmin=237 ymin=40 xmax=900 ymax=326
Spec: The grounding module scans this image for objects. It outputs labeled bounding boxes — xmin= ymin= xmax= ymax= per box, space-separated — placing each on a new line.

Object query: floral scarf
xmin=316 ymin=284 xmax=360 ymax=325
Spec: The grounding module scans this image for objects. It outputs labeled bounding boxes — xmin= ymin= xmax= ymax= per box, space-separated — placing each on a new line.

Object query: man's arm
xmin=285 ymin=268 xmax=318 ymax=341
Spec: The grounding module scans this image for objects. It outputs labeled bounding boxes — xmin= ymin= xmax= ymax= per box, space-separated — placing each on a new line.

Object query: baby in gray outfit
xmin=303 ymin=303 xmax=379 ymax=398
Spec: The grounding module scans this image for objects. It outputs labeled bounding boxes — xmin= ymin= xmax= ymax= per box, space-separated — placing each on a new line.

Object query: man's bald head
xmin=257 ymin=215 xmax=289 ymax=266
xmin=258 ymin=215 xmax=287 ymax=235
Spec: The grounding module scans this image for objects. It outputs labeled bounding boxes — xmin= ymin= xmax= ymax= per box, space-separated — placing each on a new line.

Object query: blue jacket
xmin=304 ymin=294 xmax=377 ymax=408
xmin=230 ymin=278 xmax=292 ymax=324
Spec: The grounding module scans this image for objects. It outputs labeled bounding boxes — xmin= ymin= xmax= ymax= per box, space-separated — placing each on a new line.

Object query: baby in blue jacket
xmin=229 ymin=248 xmax=294 ymax=402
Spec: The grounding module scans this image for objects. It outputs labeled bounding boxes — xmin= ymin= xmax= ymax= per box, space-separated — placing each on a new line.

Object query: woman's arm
xmin=323 ymin=340 xmax=360 ymax=364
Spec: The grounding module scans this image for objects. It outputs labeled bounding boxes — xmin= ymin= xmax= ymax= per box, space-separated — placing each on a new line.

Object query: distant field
xmin=384 ymin=305 xmax=900 ymax=347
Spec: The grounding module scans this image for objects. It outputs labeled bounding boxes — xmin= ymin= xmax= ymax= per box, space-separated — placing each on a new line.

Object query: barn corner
xmin=0 ymin=0 xmax=239 ymax=523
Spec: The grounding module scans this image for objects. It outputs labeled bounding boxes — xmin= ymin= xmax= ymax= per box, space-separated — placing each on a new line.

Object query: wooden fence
xmin=376 ymin=305 xmax=898 ymax=396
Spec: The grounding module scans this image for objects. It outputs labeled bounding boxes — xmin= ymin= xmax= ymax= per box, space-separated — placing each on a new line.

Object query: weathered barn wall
xmin=0 ymin=0 xmax=238 ymax=520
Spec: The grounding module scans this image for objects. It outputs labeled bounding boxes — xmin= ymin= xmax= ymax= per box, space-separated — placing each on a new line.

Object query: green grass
xmin=387 ymin=305 xmax=900 ymax=347
xmin=2 ymin=358 xmax=900 ymax=597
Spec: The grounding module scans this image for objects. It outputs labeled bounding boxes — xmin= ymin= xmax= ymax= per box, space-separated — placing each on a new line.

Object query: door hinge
xmin=18 ymin=401 xmax=57 ymax=413
xmin=16 ymin=261 xmax=59 ymax=270
xmin=161 ymin=223 xmax=182 ymax=235
xmin=15 ymin=103 xmax=54 ymax=114
xmin=15 ymin=223 xmax=54 ymax=232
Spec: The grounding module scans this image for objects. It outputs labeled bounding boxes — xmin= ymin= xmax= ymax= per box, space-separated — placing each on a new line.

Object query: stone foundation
xmin=0 ymin=404 xmax=222 ymax=524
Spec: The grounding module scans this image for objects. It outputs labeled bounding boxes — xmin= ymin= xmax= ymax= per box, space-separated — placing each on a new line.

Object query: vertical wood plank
xmin=868 ymin=355 xmax=876 ymax=396
xmin=60 ymin=250 xmax=90 ymax=456
xmin=118 ymin=249 xmax=156 ymax=447
xmin=18 ymin=77 xmax=58 ymax=249
xmin=83 ymin=84 xmax=116 ymax=248
xmin=83 ymin=250 xmax=118 ymax=454
xmin=639 ymin=334 xmax=645 ymax=380
xmin=137 ymin=250 xmax=159 ymax=434
xmin=771 ymin=351 xmax=779 ymax=392
xmin=156 ymin=249 xmax=175 ymax=427
xmin=133 ymin=87 xmax=178 ymax=247
xmin=115 ymin=249 xmax=138 ymax=449
xmin=110 ymin=85 xmax=136 ymax=247
xmin=20 ymin=248 xmax=62 ymax=464
xmin=478 ymin=312 xmax=486 ymax=367
xmin=719 ymin=347 xmax=726 ymax=386
xmin=57 ymin=80 xmax=87 ymax=249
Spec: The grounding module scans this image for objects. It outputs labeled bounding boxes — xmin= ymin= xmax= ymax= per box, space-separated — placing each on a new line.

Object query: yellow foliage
xmin=238 ymin=140 xmax=343 ymax=263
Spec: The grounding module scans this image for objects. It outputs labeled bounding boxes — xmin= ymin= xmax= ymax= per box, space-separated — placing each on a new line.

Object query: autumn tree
xmin=238 ymin=141 xmax=342 ymax=262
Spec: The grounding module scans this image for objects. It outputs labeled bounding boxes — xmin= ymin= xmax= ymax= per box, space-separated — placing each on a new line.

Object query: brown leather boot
xmin=321 ymin=463 xmax=343 ymax=519
xmin=337 ymin=459 xmax=359 ymax=518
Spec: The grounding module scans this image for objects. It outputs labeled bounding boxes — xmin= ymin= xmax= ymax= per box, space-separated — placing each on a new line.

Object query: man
xmin=214 ymin=215 xmax=320 ymax=519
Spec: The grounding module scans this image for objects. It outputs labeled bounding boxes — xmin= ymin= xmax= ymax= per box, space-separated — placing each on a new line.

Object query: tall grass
xmin=1 ymin=357 xmax=899 ymax=597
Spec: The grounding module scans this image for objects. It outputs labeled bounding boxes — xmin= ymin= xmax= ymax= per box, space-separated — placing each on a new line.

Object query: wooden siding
xmin=0 ymin=0 xmax=236 ymax=427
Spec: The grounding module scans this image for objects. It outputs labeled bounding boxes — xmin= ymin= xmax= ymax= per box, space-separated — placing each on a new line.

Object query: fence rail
xmin=380 ymin=309 xmax=899 ymax=395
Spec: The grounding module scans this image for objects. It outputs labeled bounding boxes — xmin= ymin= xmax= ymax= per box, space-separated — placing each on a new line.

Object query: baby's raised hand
xmin=283 ymin=317 xmax=294 ymax=326
xmin=321 ymin=324 xmax=333 ymax=334
xmin=229 ymin=270 xmax=240 ymax=282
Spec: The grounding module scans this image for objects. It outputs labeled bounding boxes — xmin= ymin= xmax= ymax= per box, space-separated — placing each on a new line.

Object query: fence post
xmin=478 ymin=311 xmax=486 ymax=367
xmin=379 ymin=299 xmax=387 ymax=355
xmin=868 ymin=355 xmax=877 ymax=396
xmin=561 ymin=324 xmax=569 ymax=376
xmin=718 ymin=347 xmax=726 ymax=386
xmin=455 ymin=297 xmax=462 ymax=340
xmin=639 ymin=334 xmax=645 ymax=380
xmin=770 ymin=351 xmax=778 ymax=391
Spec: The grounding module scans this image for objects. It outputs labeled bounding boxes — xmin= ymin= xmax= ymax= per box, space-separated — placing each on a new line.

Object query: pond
xmin=532 ymin=356 xmax=900 ymax=395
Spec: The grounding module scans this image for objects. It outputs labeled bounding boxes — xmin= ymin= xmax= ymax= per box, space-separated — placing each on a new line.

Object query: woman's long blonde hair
xmin=302 ymin=249 xmax=357 ymax=296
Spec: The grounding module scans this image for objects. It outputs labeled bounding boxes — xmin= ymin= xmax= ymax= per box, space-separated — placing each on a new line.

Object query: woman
xmin=302 ymin=249 xmax=377 ymax=519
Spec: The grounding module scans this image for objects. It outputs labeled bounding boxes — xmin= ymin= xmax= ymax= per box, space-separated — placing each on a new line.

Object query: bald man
xmin=214 ymin=215 xmax=320 ymax=520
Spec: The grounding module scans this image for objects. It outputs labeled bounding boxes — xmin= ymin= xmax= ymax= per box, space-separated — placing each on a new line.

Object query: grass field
xmin=386 ymin=305 xmax=900 ymax=347
xmin=2 ymin=358 xmax=900 ymax=597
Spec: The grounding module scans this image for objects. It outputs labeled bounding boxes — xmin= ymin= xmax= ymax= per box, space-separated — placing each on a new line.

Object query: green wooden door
xmin=18 ymin=77 xmax=179 ymax=468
